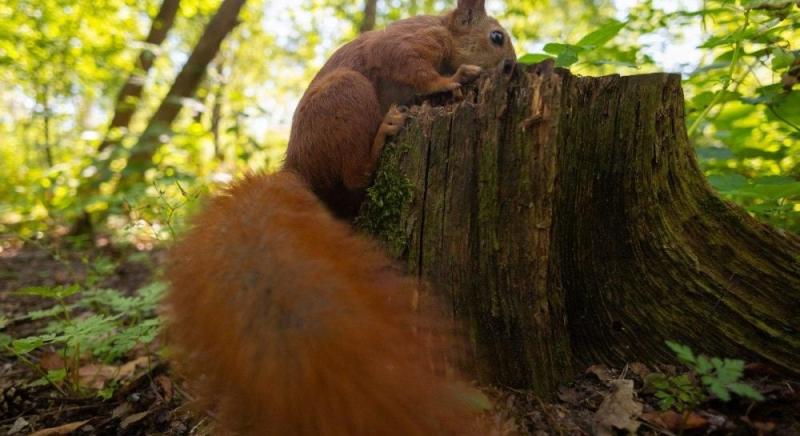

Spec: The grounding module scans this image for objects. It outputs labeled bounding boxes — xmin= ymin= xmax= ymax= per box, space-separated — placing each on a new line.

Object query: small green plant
xmin=645 ymin=341 xmax=765 ymax=411
xmin=645 ymin=373 xmax=705 ymax=411
xmin=1 ymin=282 xmax=165 ymax=396
xmin=83 ymin=254 xmax=117 ymax=287
xmin=665 ymin=341 xmax=764 ymax=402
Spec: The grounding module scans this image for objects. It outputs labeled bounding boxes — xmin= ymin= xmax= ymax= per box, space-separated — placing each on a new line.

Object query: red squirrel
xmin=165 ymin=1 xmax=516 ymax=434
xmin=284 ymin=0 xmax=516 ymax=218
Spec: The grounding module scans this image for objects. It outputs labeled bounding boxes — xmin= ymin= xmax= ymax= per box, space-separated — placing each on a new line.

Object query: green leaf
xmin=543 ymin=43 xmax=584 ymax=55
xmin=728 ymin=382 xmax=765 ymax=401
xmin=645 ymin=373 xmax=670 ymax=389
xmin=674 ymin=375 xmax=694 ymax=388
xmin=708 ymin=174 xmax=748 ymax=193
xmin=657 ymin=394 xmax=675 ymax=410
xmin=98 ymin=385 xmax=116 ymax=400
xmin=743 ymin=84 xmax=783 ymax=105
xmin=743 ymin=0 xmax=797 ymax=10
xmin=715 ymin=358 xmax=745 ymax=383
xmin=16 ymin=284 xmax=81 ymax=299
xmin=556 ymin=50 xmax=579 ymax=68
xmin=696 ymin=147 xmax=734 ymax=161
xmin=696 ymin=355 xmax=713 ymax=375
xmin=700 ymin=27 xmax=760 ymax=48
xmin=46 ymin=368 xmax=67 ymax=383
xmin=518 ymin=53 xmax=554 ymax=65
xmin=768 ymin=92 xmax=800 ymax=126
xmin=576 ymin=20 xmax=626 ymax=49
xmin=744 ymin=182 xmax=800 ymax=201
xmin=28 ymin=305 xmax=68 ymax=321
xmin=771 ymin=48 xmax=795 ymax=71
xmin=732 ymin=147 xmax=785 ymax=161
xmin=707 ymin=380 xmax=731 ymax=401
xmin=12 ymin=336 xmax=47 ymax=354
xmin=753 ymin=175 xmax=798 ymax=185
xmin=666 ymin=341 xmax=696 ymax=364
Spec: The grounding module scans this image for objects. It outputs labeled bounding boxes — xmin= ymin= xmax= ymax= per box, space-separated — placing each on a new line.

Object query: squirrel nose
xmin=501 ymin=59 xmax=516 ymax=75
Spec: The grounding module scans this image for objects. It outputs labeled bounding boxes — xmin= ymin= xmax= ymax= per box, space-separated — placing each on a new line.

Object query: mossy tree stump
xmin=359 ymin=61 xmax=800 ymax=397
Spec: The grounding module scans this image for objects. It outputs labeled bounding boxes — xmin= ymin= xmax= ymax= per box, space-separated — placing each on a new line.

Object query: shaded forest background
xmin=0 ymin=0 xmax=798 ymax=244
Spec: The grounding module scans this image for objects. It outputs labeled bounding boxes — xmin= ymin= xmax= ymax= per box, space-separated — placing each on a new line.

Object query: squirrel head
xmin=445 ymin=0 xmax=516 ymax=72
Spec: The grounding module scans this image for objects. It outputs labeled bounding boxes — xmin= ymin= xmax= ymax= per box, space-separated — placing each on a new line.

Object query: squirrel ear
xmin=454 ymin=0 xmax=486 ymax=23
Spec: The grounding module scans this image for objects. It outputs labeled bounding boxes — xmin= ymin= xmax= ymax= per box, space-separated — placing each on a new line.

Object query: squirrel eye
xmin=490 ymin=31 xmax=504 ymax=46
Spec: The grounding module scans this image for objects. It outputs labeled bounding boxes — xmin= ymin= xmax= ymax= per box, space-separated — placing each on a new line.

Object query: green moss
xmin=356 ymin=142 xmax=414 ymax=254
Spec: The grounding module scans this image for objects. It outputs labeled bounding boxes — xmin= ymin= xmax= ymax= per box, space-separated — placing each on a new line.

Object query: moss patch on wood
xmin=356 ymin=141 xmax=414 ymax=254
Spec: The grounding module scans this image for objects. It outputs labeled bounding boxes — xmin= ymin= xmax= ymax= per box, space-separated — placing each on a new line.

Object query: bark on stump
xmin=358 ymin=62 xmax=800 ymax=396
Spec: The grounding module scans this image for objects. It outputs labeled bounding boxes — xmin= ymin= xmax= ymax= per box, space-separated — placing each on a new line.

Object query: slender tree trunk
xmin=359 ymin=61 xmax=800 ymax=397
xmin=71 ymin=0 xmax=246 ymax=235
xmin=41 ymin=87 xmax=53 ymax=168
xmin=98 ymin=0 xmax=181 ymax=152
xmin=71 ymin=0 xmax=180 ymax=235
xmin=118 ymin=0 xmax=247 ymax=189
xmin=211 ymin=59 xmax=226 ymax=161
xmin=359 ymin=0 xmax=377 ymax=33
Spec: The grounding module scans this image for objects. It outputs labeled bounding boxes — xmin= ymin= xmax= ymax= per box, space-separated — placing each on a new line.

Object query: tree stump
xmin=358 ymin=61 xmax=800 ymax=396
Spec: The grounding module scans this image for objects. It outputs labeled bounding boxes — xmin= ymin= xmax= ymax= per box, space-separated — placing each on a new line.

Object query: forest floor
xmin=1 ymin=238 xmax=798 ymax=435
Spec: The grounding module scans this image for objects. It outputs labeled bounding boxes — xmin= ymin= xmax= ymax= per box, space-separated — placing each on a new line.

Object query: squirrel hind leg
xmin=288 ymin=69 xmax=383 ymax=192
xmin=371 ymin=104 xmax=409 ymax=161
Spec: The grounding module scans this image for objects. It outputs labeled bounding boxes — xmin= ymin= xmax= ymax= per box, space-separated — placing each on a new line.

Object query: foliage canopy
xmin=0 ymin=0 xmax=798 ymax=239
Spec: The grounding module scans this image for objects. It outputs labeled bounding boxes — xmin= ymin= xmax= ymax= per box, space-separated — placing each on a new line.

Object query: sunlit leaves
xmin=576 ymin=19 xmax=627 ymax=48
xmin=518 ymin=19 xmax=627 ymax=67
xmin=678 ymin=1 xmax=800 ymax=231
xmin=0 ymin=0 xmax=798 ymax=235
xmin=517 ymin=53 xmax=553 ymax=64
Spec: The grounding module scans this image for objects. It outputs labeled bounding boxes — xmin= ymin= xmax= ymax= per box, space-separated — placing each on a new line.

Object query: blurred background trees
xmin=0 ymin=0 xmax=798 ymax=244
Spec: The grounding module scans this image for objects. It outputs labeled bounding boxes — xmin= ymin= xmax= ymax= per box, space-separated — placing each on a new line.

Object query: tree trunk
xmin=98 ymin=0 xmax=181 ymax=153
xmin=211 ymin=59 xmax=226 ymax=161
xmin=118 ymin=0 xmax=247 ymax=189
xmin=358 ymin=61 xmax=800 ymax=397
xmin=70 ymin=0 xmax=181 ymax=235
xmin=40 ymin=86 xmax=53 ymax=168
xmin=359 ymin=0 xmax=377 ymax=33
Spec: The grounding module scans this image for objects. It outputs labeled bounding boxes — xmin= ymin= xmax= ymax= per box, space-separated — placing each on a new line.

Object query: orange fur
xmin=166 ymin=172 xmax=483 ymax=435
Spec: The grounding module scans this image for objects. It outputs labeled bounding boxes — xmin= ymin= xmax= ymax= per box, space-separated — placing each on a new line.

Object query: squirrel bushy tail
xmin=165 ymin=171 xmax=483 ymax=435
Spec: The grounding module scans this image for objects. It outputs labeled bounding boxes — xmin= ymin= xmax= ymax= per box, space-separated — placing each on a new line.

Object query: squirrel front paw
xmin=423 ymin=67 xmax=480 ymax=96
xmin=452 ymin=64 xmax=483 ymax=84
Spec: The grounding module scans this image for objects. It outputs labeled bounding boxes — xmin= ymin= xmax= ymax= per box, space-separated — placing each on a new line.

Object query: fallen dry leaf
xmin=641 ymin=410 xmax=708 ymax=431
xmin=118 ymin=356 xmax=150 ymax=378
xmin=628 ymin=362 xmax=651 ymax=379
xmin=39 ymin=351 xmax=65 ymax=371
xmin=586 ymin=364 xmax=614 ymax=382
xmin=78 ymin=364 xmax=118 ymax=390
xmin=29 ymin=419 xmax=90 ymax=436
xmin=742 ymin=416 xmax=777 ymax=433
xmin=155 ymin=374 xmax=174 ymax=401
xmin=120 ymin=410 xmax=151 ymax=429
xmin=112 ymin=401 xmax=134 ymax=419
xmin=78 ymin=356 xmax=150 ymax=389
xmin=594 ymin=379 xmax=643 ymax=436
xmin=8 ymin=417 xmax=29 ymax=435
xmin=557 ymin=386 xmax=583 ymax=406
